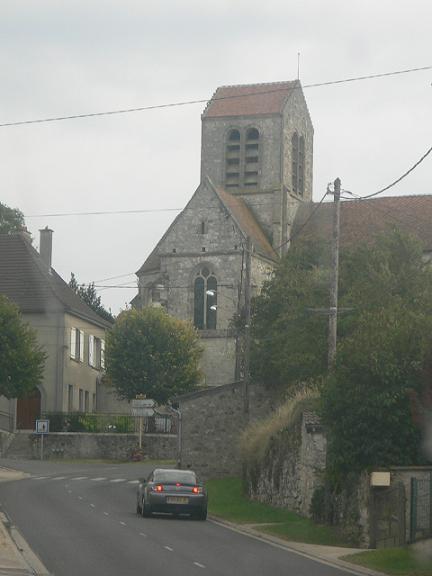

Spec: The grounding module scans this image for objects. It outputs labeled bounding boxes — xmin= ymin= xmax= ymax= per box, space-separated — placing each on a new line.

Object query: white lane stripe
xmin=193 ymin=562 xmax=206 ymax=568
xmin=110 ymin=478 xmax=126 ymax=483
xmin=78 ymin=496 xmax=83 ymax=500
xmin=120 ymin=521 xmax=126 ymax=526
xmin=91 ymin=477 xmax=107 ymax=481
xmin=128 ymin=480 xmax=139 ymax=484
xmin=32 ymin=477 xmax=49 ymax=480
xmin=72 ymin=477 xmax=88 ymax=481
xmin=139 ymin=532 xmax=147 ymax=537
xmin=90 ymin=504 xmax=95 ymax=508
xmin=104 ymin=512 xmax=109 ymax=516
xmin=164 ymin=546 xmax=173 ymax=552
xmin=52 ymin=476 xmax=67 ymax=480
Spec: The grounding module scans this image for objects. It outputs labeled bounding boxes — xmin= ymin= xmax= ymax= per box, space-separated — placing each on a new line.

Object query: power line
xmin=25 ymin=207 xmax=183 ymax=218
xmin=342 ymin=144 xmax=432 ymax=201
xmin=1 ymin=65 xmax=430 ymax=129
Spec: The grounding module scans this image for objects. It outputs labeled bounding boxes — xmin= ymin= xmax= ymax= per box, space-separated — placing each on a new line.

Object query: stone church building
xmin=132 ymin=80 xmax=314 ymax=386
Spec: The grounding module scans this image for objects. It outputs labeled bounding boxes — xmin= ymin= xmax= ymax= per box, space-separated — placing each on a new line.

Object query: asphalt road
xmin=0 ymin=460 xmax=357 ymax=576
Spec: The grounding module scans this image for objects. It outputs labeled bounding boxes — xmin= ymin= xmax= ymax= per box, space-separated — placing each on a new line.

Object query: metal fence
xmin=410 ymin=475 xmax=432 ymax=543
xmin=371 ymin=482 xmax=406 ymax=548
xmin=42 ymin=412 xmax=176 ymax=435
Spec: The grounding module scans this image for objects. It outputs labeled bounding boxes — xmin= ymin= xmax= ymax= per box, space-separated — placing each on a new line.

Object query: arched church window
xmin=193 ymin=267 xmax=217 ymax=330
xmin=292 ymin=132 xmax=305 ymax=196
xmin=244 ymin=127 xmax=260 ymax=188
xmin=225 ymin=129 xmax=241 ymax=189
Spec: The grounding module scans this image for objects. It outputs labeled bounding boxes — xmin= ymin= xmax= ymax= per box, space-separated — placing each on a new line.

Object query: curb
xmin=208 ymin=516 xmax=389 ymax=576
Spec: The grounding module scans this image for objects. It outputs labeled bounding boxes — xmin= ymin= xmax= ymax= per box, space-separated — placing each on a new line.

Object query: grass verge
xmin=342 ymin=548 xmax=432 ymax=576
xmin=206 ymin=477 xmax=348 ymax=547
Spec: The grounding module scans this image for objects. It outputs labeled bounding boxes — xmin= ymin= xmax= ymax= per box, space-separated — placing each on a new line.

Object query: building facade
xmin=133 ymin=80 xmax=314 ymax=386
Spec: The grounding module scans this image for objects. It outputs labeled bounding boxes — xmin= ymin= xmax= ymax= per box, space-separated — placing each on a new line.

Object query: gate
xmin=410 ymin=474 xmax=432 ymax=542
xmin=16 ymin=388 xmax=41 ymax=430
xmin=371 ymin=482 xmax=406 ymax=548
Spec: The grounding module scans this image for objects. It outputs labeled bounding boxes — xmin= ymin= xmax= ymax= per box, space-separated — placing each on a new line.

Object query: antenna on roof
xmin=297 ymin=52 xmax=301 ymax=80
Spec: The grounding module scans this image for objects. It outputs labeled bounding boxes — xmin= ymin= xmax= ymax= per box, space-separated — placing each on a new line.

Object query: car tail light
xmin=152 ymin=484 xmax=163 ymax=492
xmin=192 ymin=486 xmax=202 ymax=494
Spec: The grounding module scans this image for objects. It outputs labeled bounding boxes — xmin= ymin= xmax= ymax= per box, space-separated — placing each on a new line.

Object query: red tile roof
xmin=293 ymin=195 xmax=432 ymax=250
xmin=202 ymin=80 xmax=299 ymax=118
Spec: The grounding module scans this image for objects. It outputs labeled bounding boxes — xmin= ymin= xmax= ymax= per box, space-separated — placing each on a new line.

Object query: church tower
xmin=201 ymin=80 xmax=313 ymax=252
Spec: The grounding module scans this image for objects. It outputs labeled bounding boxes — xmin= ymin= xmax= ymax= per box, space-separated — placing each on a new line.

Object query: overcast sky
xmin=1 ymin=0 xmax=430 ymax=313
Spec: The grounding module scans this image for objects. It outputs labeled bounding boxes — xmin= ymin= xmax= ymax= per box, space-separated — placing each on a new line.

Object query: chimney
xmin=39 ymin=227 xmax=53 ymax=270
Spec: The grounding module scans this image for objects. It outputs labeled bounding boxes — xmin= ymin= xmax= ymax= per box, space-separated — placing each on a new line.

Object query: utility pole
xmin=328 ymin=177 xmax=341 ymax=368
xmin=243 ymin=236 xmax=252 ymax=416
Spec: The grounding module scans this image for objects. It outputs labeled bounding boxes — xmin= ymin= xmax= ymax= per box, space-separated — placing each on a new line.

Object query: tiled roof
xmin=202 ymin=80 xmax=299 ymax=118
xmin=213 ymin=185 xmax=278 ymax=261
xmin=0 ymin=233 xmax=112 ymax=328
xmin=293 ymin=195 xmax=432 ymax=250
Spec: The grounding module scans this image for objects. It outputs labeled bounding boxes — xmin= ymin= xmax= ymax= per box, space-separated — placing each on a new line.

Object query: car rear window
xmin=153 ymin=470 xmax=197 ymax=484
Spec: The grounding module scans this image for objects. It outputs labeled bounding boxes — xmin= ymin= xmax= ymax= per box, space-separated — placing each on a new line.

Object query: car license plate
xmin=166 ymin=496 xmax=188 ymax=504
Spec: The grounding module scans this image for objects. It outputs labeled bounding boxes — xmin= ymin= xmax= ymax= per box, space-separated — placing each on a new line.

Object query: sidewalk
xmin=0 ymin=467 xmax=50 ymax=575
xmin=210 ymin=517 xmax=388 ymax=576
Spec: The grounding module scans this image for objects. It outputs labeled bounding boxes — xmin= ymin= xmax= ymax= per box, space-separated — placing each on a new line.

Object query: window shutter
xmin=89 ymin=335 xmax=95 ymax=367
xmin=100 ymin=339 xmax=105 ymax=370
xmin=70 ymin=328 xmax=76 ymax=359
xmin=79 ymin=330 xmax=85 ymax=362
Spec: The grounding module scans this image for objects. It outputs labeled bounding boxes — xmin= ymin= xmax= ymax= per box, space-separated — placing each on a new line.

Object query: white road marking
xmin=164 ymin=546 xmax=173 ymax=552
xmin=120 ymin=521 xmax=126 ymax=526
xmin=51 ymin=476 xmax=67 ymax=480
xmin=78 ymin=496 xmax=83 ymax=500
xmin=104 ymin=512 xmax=109 ymax=516
xmin=139 ymin=532 xmax=147 ymax=537
xmin=71 ymin=477 xmax=88 ymax=481
xmin=193 ymin=562 xmax=206 ymax=568
xmin=91 ymin=477 xmax=107 ymax=482
xmin=128 ymin=480 xmax=139 ymax=484
xmin=110 ymin=478 xmax=126 ymax=483
xmin=90 ymin=504 xmax=95 ymax=508
xmin=32 ymin=477 xmax=49 ymax=480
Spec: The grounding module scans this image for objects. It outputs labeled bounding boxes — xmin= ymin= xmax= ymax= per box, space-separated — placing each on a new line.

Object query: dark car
xmin=136 ymin=468 xmax=208 ymax=520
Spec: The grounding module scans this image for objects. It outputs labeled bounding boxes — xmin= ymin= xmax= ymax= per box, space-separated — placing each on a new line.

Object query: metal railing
xmin=42 ymin=412 xmax=176 ymax=435
xmin=410 ymin=475 xmax=432 ymax=542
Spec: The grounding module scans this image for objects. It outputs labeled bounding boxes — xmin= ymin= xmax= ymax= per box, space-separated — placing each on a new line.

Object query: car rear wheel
xmin=141 ymin=498 xmax=152 ymax=518
xmin=195 ymin=507 xmax=207 ymax=521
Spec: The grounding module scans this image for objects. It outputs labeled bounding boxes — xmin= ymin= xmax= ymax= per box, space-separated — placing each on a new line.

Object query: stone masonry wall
xmin=246 ymin=414 xmax=326 ymax=517
xmin=5 ymin=432 xmax=177 ymax=461
xmin=177 ymin=381 xmax=275 ymax=480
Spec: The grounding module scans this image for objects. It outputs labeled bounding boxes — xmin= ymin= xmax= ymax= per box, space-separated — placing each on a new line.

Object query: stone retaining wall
xmin=5 ymin=432 xmax=177 ymax=461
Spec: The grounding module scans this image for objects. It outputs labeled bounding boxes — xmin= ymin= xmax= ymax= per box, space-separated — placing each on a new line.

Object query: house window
xmin=88 ymin=335 xmax=105 ymax=369
xmin=85 ymin=391 xmax=89 ymax=413
xmin=225 ymin=127 xmax=260 ymax=190
xmin=68 ymin=385 xmax=74 ymax=411
xmin=292 ymin=132 xmax=305 ymax=196
xmin=70 ymin=327 xmax=84 ymax=362
xmin=193 ymin=267 xmax=217 ymax=330
xmin=79 ymin=389 xmax=84 ymax=412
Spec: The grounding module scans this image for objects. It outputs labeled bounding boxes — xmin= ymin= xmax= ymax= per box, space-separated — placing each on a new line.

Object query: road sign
xmin=131 ymin=407 xmax=154 ymax=417
xmin=132 ymin=398 xmax=155 ymax=409
xmin=35 ymin=419 xmax=49 ymax=434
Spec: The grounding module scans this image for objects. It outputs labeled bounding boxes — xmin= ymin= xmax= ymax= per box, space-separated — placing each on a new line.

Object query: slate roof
xmin=0 ymin=233 xmax=112 ymax=328
xmin=202 ymin=80 xmax=299 ymax=118
xmin=293 ymin=195 xmax=432 ymax=250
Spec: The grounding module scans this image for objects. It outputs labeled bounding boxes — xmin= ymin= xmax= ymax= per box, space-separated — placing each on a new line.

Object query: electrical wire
xmin=1 ymin=65 xmax=430 ymax=129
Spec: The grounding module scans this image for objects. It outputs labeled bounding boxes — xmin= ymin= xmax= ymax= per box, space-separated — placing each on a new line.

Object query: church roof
xmin=213 ymin=185 xmax=278 ymax=261
xmin=0 ymin=233 xmax=112 ymax=328
xmin=293 ymin=194 xmax=432 ymax=250
xmin=202 ymin=80 xmax=299 ymax=118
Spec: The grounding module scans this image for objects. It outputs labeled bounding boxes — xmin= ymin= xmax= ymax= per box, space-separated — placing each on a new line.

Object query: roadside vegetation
xmin=342 ymin=547 xmax=432 ymax=576
xmin=207 ymin=478 xmax=348 ymax=546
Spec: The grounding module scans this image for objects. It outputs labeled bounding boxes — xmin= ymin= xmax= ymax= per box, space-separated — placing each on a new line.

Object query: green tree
xmin=105 ymin=307 xmax=202 ymax=404
xmin=251 ymin=230 xmax=432 ymax=478
xmin=69 ymin=273 xmax=115 ymax=323
xmin=251 ymin=240 xmax=330 ymax=390
xmin=0 ymin=202 xmax=25 ymax=234
xmin=0 ymin=295 xmax=46 ymax=398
